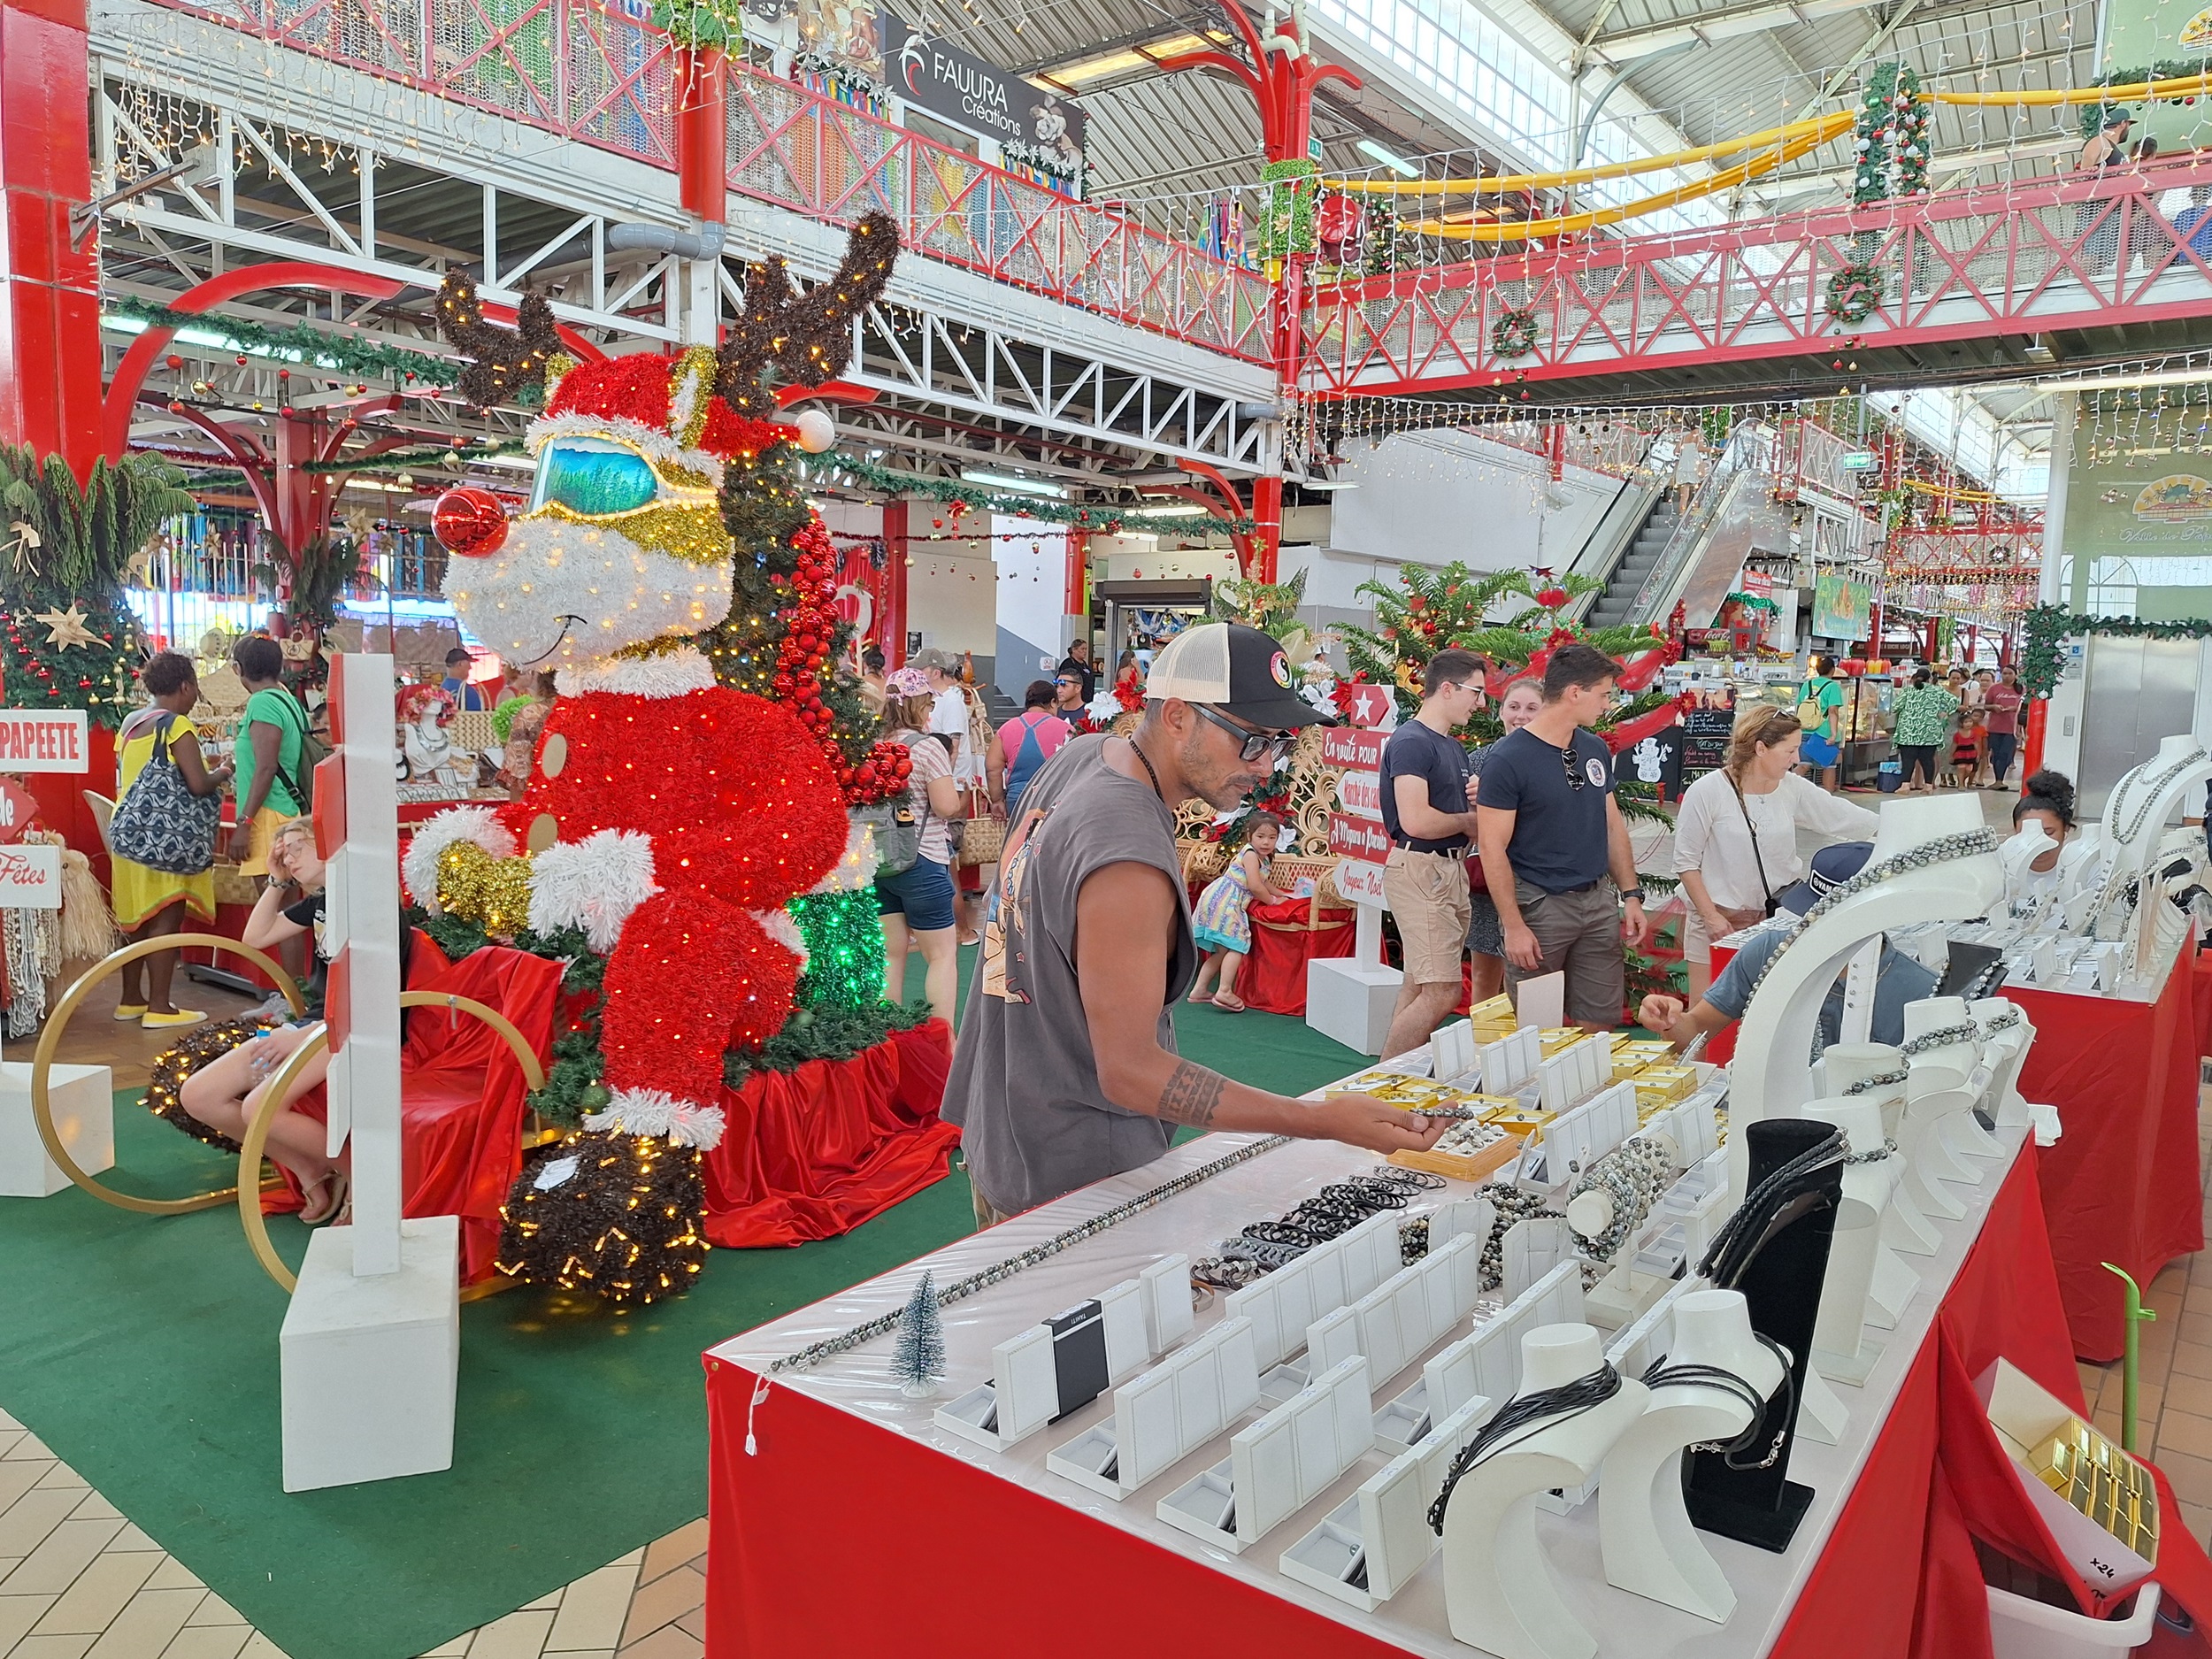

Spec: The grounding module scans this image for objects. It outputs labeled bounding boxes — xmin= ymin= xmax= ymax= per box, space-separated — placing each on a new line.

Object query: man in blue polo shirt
xmin=1476 ymin=642 xmax=1649 ymax=1031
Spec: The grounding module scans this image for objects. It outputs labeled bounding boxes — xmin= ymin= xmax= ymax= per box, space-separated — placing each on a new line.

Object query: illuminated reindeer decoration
xmin=405 ymin=213 xmax=902 ymax=1154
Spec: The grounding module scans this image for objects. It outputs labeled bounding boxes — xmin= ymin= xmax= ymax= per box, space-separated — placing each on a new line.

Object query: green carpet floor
xmin=0 ymin=947 xmax=1368 ymax=1659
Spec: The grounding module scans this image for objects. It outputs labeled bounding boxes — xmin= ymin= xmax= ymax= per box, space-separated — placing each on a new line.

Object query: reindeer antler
xmin=715 ymin=211 xmax=899 ymax=418
xmin=435 ymin=271 xmax=565 ymax=410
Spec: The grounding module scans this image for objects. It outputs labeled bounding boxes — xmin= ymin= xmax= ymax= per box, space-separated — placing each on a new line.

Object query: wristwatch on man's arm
xmin=1620 ymin=887 xmax=1647 ymax=904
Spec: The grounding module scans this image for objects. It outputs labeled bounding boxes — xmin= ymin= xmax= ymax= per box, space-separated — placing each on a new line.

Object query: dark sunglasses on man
xmin=1194 ymin=703 xmax=1301 ymax=762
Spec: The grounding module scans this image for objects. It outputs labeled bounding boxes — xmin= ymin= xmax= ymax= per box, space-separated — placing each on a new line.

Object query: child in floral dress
xmin=1187 ymin=814 xmax=1287 ymax=1013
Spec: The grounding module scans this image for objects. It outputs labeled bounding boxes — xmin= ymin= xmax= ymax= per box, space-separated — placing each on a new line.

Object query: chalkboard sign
xmin=1680 ymin=706 xmax=1738 ymax=785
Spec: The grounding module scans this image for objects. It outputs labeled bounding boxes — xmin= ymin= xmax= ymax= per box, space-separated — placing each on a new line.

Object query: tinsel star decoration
xmin=31 ymin=604 xmax=99 ymax=650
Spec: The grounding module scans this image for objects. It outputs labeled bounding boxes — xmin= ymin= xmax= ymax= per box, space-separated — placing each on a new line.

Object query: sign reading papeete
xmin=0 ymin=710 xmax=89 ymax=773
xmin=884 ymin=12 xmax=1087 ymax=156
xmin=0 ymin=842 xmax=63 ymax=910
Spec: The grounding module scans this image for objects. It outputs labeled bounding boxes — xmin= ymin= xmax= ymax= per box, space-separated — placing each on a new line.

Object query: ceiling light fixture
xmin=1356 ymin=139 xmax=1419 ymax=178
xmin=960 ymin=469 xmax=1070 ymax=499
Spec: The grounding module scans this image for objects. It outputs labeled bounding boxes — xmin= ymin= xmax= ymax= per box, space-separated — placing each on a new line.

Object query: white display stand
xmin=2093 ymin=735 xmax=2212 ymax=893
xmin=1727 ymin=795 xmax=2004 ymax=1179
xmin=1800 ymin=1098 xmax=1898 ymax=1385
xmin=278 ymin=654 xmax=461 ymax=1493
xmin=280 ymin=1215 xmax=460 ymax=1489
xmin=1308 ymin=902 xmax=1402 ymax=1056
xmin=1439 ymin=1325 xmax=1649 ymax=1659
xmin=0 ymin=1061 xmax=111 ymax=1198
xmin=1598 ymin=1290 xmax=1784 ymax=1623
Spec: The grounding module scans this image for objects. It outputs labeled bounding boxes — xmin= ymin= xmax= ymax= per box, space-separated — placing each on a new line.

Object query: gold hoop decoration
xmin=238 ymin=991 xmax=549 ymax=1293
xmin=31 ymin=934 xmax=306 ymax=1214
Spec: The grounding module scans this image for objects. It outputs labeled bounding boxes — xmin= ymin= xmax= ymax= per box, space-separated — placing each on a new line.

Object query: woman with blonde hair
xmin=1671 ymin=704 xmax=1878 ymax=995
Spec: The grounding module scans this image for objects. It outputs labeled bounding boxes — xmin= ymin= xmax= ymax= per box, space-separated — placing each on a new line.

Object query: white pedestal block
xmin=0 ymin=1061 xmax=113 ymax=1198
xmin=280 ymin=1215 xmax=460 ymax=1492
xmin=1307 ymin=957 xmax=1402 ymax=1056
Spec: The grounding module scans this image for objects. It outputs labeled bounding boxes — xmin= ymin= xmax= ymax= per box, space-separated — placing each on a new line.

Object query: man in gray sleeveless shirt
xmin=944 ymin=621 xmax=1447 ymax=1225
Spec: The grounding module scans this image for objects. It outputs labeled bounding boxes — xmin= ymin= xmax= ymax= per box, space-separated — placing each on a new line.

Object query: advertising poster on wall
xmin=1811 ymin=573 xmax=1871 ymax=641
xmin=881 ymin=10 xmax=1087 ymax=164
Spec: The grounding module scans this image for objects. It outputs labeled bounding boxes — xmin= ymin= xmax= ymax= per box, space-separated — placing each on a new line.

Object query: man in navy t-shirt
xmin=1476 ymin=642 xmax=1649 ymax=1030
xmin=1378 ymin=649 xmax=1486 ymax=1058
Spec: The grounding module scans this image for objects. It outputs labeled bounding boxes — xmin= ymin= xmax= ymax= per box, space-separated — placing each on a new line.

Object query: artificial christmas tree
xmin=892 ymin=1271 xmax=947 ymax=1398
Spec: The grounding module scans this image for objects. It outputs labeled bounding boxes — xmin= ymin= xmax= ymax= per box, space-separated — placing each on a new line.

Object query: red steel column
xmin=676 ymin=46 xmax=727 ymax=225
xmin=1064 ymin=530 xmax=1087 ymax=618
xmin=0 ymin=0 xmax=101 ymax=478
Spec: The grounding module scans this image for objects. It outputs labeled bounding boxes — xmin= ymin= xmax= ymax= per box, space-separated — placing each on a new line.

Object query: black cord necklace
xmin=1126 ymin=735 xmax=1165 ymax=803
xmin=1426 ymin=1364 xmax=1624 ymax=1533
xmin=1641 ymin=1334 xmax=1795 ymax=1470
xmin=1697 ymin=1130 xmax=1847 ymax=1288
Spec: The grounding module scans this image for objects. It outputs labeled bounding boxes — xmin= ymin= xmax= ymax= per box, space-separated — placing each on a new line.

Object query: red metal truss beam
xmin=1304 ymin=155 xmax=2212 ymax=399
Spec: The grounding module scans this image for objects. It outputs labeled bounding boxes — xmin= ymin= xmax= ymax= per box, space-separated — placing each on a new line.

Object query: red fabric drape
xmin=1237 ymin=899 xmax=1355 ymax=1016
xmin=701 ymin=1020 xmax=957 ymax=1248
xmin=1774 ymin=1148 xmax=2212 ymax=1659
xmin=269 ymin=942 xmax=565 ymax=1283
xmin=2012 ymin=963 xmax=2206 ymax=1360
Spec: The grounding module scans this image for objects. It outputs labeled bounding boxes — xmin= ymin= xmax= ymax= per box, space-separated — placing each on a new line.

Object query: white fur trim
xmin=527 ymin=829 xmax=661 ymax=953
xmin=753 ymin=906 xmax=809 ymax=972
xmin=810 ymin=821 xmax=879 ymax=894
xmin=402 ymin=806 xmax=519 ymax=910
xmin=555 ymin=648 xmax=718 ymax=699
xmin=584 ymin=1087 xmax=726 ymax=1150
xmin=526 ymin=411 xmax=727 ymax=488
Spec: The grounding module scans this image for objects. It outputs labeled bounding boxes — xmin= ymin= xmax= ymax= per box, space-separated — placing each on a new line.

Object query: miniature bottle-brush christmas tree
xmin=893 ymin=1271 xmax=947 ymax=1398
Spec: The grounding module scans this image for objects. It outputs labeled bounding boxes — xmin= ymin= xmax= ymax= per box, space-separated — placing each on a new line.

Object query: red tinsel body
xmin=525 ymin=685 xmax=845 ymax=912
xmin=599 ymin=891 xmax=797 ymax=1101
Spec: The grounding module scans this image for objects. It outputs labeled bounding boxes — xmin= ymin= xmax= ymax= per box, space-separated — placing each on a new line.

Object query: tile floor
xmin=0 ymin=1402 xmax=709 ymax=1659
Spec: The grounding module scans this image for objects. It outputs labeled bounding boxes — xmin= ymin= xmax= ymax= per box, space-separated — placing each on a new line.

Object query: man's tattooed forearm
xmin=1158 ymin=1060 xmax=1225 ymax=1128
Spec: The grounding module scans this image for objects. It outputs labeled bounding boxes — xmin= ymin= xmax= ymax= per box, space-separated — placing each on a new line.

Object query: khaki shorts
xmin=1384 ymin=847 xmax=1471 ymax=987
xmin=1502 ymin=878 xmax=1626 ymax=1026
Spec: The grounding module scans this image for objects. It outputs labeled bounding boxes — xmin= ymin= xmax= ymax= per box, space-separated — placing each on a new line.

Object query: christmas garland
xmin=651 ymin=0 xmax=742 ymax=50
xmin=811 ymin=454 xmax=1256 ymax=535
xmin=299 ymin=439 xmax=529 ymax=476
xmin=1853 ymin=64 xmax=1930 ymax=205
xmin=792 ymin=49 xmax=890 ymax=108
xmin=108 ymin=295 xmax=458 ymax=388
xmin=2077 ymin=63 xmax=2212 ymax=138
xmin=1491 ymin=305 xmax=1540 ymax=360
xmin=1002 ymin=138 xmax=1085 ymax=188
xmin=1257 ymin=159 xmax=1320 ymax=265
xmin=2018 ymin=602 xmax=2212 ymax=700
xmin=1825 ymin=263 xmax=1885 ymax=326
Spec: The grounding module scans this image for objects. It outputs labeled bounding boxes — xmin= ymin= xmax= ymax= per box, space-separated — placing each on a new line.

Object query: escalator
xmin=1582 ymin=494 xmax=1682 ymax=631
xmin=1601 ymin=426 xmax=1782 ymax=631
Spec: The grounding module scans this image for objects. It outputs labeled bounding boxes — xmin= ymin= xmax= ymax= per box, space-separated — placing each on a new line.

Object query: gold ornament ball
xmin=436 ymin=842 xmax=536 ymax=936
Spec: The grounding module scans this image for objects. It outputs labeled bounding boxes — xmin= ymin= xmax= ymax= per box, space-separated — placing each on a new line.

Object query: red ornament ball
xmin=431 ymin=487 xmax=509 ymax=557
xmin=165 ymin=354 xmax=182 ymax=371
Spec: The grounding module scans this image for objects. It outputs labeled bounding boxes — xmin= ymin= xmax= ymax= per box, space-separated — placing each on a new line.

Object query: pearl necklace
xmin=1840 ymin=1065 xmax=1908 ymax=1096
xmin=2107 ymin=749 xmax=2208 ymax=848
xmin=765 ymin=1135 xmax=1292 ymax=1374
xmin=1567 ymin=1135 xmax=1672 ymax=1263
xmin=1901 ymin=1021 xmax=1978 ymax=1056
xmin=1978 ymin=1008 xmax=2023 ymax=1036
xmin=1741 ymin=829 xmax=2001 ymax=1009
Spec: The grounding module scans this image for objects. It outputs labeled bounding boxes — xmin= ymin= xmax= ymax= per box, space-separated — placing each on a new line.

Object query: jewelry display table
xmin=701 ymin=1118 xmax=2183 ymax=1657
xmin=1709 ymin=936 xmax=2205 ymax=1362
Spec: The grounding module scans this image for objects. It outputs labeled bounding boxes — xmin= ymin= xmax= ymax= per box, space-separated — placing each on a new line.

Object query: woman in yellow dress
xmin=111 ymin=651 xmax=231 ymax=1028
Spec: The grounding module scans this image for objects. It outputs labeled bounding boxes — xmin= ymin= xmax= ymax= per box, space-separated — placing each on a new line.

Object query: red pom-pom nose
xmin=433 ymin=487 xmax=508 ymax=557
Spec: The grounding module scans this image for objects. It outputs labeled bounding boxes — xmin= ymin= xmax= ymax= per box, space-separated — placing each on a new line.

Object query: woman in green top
xmin=227 ymin=635 xmax=308 ymax=875
xmin=1796 ymin=655 xmax=1847 ymax=791
xmin=1890 ymin=669 xmax=1959 ymax=795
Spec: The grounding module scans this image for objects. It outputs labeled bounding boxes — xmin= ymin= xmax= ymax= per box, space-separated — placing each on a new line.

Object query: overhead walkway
xmin=1302 ymin=155 xmax=2212 ymax=408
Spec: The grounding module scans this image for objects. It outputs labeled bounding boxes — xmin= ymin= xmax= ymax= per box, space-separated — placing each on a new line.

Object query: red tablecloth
xmin=1772 ymin=1148 xmax=2212 ymax=1659
xmin=1239 ymin=898 xmax=1356 ymax=1016
xmin=703 ymin=1147 xmax=2212 ymax=1659
xmin=1705 ymin=941 xmax=2206 ymax=1362
xmin=702 ymin=1020 xmax=958 ymax=1248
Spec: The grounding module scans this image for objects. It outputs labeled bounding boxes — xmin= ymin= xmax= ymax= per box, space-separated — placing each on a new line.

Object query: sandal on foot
xmin=1213 ymin=993 xmax=1248 ymax=1012
xmin=300 ymin=1171 xmax=348 ymax=1225
xmin=1187 ymin=989 xmax=1216 ymax=1003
